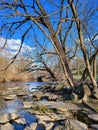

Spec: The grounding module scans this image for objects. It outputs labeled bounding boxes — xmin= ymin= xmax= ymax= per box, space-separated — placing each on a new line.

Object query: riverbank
xmin=0 ymin=82 xmax=98 ymax=130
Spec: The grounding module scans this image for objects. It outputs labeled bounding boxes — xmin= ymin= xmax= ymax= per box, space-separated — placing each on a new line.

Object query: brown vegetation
xmin=0 ymin=56 xmax=34 ymax=82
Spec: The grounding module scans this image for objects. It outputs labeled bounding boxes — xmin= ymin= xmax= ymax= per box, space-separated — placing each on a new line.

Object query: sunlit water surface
xmin=0 ymin=82 xmax=50 ymax=130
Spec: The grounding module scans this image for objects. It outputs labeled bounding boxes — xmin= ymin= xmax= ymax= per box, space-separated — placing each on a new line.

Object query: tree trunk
xmin=42 ymin=62 xmax=57 ymax=81
xmin=58 ymin=46 xmax=75 ymax=87
xmin=45 ymin=17 xmax=76 ymax=88
xmin=68 ymin=0 xmax=97 ymax=89
xmin=81 ymin=50 xmax=98 ymax=81
xmin=35 ymin=0 xmax=76 ymax=88
xmin=93 ymin=57 xmax=97 ymax=80
xmin=47 ymin=25 xmax=76 ymax=87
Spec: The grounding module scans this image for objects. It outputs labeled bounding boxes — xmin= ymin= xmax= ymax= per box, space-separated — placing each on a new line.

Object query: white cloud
xmin=0 ymin=36 xmax=35 ymax=57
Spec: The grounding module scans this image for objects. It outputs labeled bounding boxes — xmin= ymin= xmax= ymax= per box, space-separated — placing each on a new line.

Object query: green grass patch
xmin=33 ymin=105 xmax=53 ymax=113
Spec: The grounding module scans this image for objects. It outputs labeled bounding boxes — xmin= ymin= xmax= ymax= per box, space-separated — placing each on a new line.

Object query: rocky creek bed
xmin=0 ymin=82 xmax=98 ymax=130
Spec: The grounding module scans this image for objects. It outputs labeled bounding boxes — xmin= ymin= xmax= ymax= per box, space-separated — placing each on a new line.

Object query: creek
xmin=0 ymin=82 xmax=98 ymax=130
xmin=0 ymin=82 xmax=50 ymax=130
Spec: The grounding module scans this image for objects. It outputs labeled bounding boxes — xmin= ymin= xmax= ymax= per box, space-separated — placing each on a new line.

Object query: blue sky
xmin=0 ymin=0 xmax=98 ymax=58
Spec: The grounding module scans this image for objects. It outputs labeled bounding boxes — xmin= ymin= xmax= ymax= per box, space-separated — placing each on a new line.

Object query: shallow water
xmin=0 ymin=98 xmax=23 ymax=115
xmin=0 ymin=82 xmax=49 ymax=114
xmin=13 ymin=111 xmax=37 ymax=130
xmin=0 ymin=82 xmax=97 ymax=130
xmin=0 ymin=82 xmax=50 ymax=130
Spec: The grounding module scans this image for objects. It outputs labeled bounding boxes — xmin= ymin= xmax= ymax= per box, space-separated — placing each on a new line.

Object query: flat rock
xmin=23 ymin=101 xmax=34 ymax=109
xmin=34 ymin=101 xmax=80 ymax=111
xmin=0 ymin=112 xmax=18 ymax=124
xmin=45 ymin=122 xmax=54 ymax=130
xmin=1 ymin=91 xmax=12 ymax=96
xmin=42 ymin=93 xmax=58 ymax=101
xmin=17 ymin=89 xmax=27 ymax=96
xmin=50 ymin=95 xmax=58 ymax=100
xmin=29 ymin=110 xmax=44 ymax=115
xmin=54 ymin=125 xmax=66 ymax=130
xmin=24 ymin=126 xmax=31 ymax=130
xmin=38 ymin=119 xmax=46 ymax=125
xmin=32 ymin=91 xmax=43 ymax=100
xmin=14 ymin=118 xmax=26 ymax=125
xmin=41 ymin=93 xmax=51 ymax=100
xmin=1 ymin=123 xmax=14 ymax=130
xmin=49 ymin=113 xmax=66 ymax=120
xmin=88 ymin=114 xmax=98 ymax=121
xmin=3 ymin=94 xmax=16 ymax=100
xmin=35 ymin=115 xmax=53 ymax=121
xmin=57 ymin=107 xmax=68 ymax=112
xmin=90 ymin=124 xmax=98 ymax=130
xmin=65 ymin=119 xmax=88 ymax=130
xmin=30 ymin=122 xmax=37 ymax=130
xmin=7 ymin=87 xmax=20 ymax=90
xmin=36 ymin=113 xmax=67 ymax=122
xmin=1 ymin=88 xmax=20 ymax=96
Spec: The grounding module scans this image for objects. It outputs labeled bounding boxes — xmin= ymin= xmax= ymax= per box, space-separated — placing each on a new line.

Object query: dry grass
xmin=0 ymin=72 xmax=34 ymax=82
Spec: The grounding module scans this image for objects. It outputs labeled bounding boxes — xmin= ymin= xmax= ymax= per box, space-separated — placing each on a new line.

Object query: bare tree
xmin=68 ymin=0 xmax=98 ymax=90
xmin=0 ymin=0 xmax=98 ymax=90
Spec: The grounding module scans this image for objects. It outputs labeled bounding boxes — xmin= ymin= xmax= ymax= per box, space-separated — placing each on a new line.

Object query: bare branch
xmin=82 ymin=23 xmax=98 ymax=49
xmin=3 ymin=25 xmax=32 ymax=70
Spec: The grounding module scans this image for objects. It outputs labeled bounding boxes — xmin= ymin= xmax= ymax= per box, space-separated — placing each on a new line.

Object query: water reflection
xmin=1 ymin=98 xmax=23 ymax=114
xmin=0 ymin=82 xmax=25 ymax=115
xmin=0 ymin=82 xmax=50 ymax=115
xmin=24 ymin=81 xmax=51 ymax=91
xmin=0 ymin=82 xmax=54 ymax=130
xmin=13 ymin=112 xmax=37 ymax=130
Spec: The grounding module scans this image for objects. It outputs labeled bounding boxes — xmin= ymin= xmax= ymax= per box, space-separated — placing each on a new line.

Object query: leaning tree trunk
xmin=46 ymin=24 xmax=76 ymax=87
xmin=42 ymin=62 xmax=57 ymax=81
xmin=34 ymin=0 xmax=76 ymax=88
xmin=55 ymin=44 xmax=76 ymax=87
xmin=68 ymin=0 xmax=98 ymax=90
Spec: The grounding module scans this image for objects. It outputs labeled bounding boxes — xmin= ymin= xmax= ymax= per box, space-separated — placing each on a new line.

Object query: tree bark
xmin=93 ymin=56 xmax=97 ymax=80
xmin=34 ymin=0 xmax=76 ymax=87
xmin=81 ymin=50 xmax=98 ymax=81
xmin=42 ymin=62 xmax=57 ymax=81
xmin=68 ymin=0 xmax=97 ymax=89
